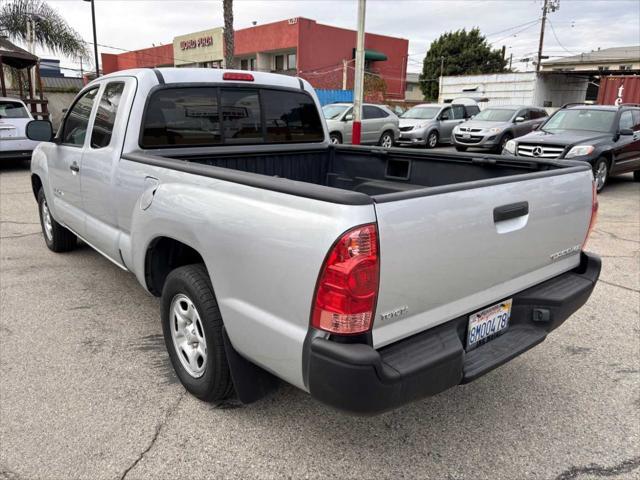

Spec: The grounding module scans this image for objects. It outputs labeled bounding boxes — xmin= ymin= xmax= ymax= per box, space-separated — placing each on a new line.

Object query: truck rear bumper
xmin=308 ymin=252 xmax=601 ymax=415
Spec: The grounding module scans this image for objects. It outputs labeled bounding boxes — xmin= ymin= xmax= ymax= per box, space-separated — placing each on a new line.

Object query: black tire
xmin=37 ymin=187 xmax=77 ymax=253
xmin=425 ymin=130 xmax=439 ymax=149
xmin=329 ymin=132 xmax=342 ymax=145
xmin=455 ymin=146 xmax=468 ymax=152
xmin=495 ymin=133 xmax=513 ymax=153
xmin=593 ymin=157 xmax=610 ymax=192
xmin=633 ymin=170 xmax=640 ymax=182
xmin=378 ymin=130 xmax=394 ymax=148
xmin=161 ymin=264 xmax=233 ymax=402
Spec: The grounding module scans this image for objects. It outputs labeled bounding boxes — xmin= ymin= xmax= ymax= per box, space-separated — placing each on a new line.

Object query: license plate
xmin=462 ymin=133 xmax=471 ymax=139
xmin=466 ymin=299 xmax=512 ymax=350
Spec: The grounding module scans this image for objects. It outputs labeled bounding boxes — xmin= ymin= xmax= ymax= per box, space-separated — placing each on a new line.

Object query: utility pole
xmin=536 ymin=0 xmax=559 ymax=72
xmin=352 ymin=0 xmax=366 ymax=145
xmin=83 ymin=0 xmax=100 ymax=78
xmin=438 ymin=56 xmax=444 ymax=102
xmin=509 ymin=52 xmax=513 ymax=71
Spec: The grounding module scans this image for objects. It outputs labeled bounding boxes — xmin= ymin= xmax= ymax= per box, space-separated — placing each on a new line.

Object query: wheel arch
xmin=144 ymin=236 xmax=206 ymax=296
xmin=31 ymin=173 xmax=43 ymax=201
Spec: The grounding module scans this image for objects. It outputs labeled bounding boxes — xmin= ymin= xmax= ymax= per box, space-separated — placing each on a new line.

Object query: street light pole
xmin=84 ymin=0 xmax=99 ymax=78
xmin=352 ymin=0 xmax=366 ymax=145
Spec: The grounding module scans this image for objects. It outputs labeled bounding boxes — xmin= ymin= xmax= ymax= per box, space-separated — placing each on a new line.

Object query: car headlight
xmin=504 ymin=139 xmax=516 ymax=154
xmin=565 ymin=145 xmax=595 ymax=158
xmin=489 ymin=127 xmax=503 ymax=134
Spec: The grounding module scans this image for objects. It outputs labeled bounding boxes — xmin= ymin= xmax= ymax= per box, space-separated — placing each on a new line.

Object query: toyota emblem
xmin=532 ymin=146 xmax=544 ymax=157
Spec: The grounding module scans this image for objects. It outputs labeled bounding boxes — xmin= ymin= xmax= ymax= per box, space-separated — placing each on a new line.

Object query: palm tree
xmin=0 ymin=0 xmax=88 ymax=60
xmin=223 ymin=0 xmax=234 ymax=69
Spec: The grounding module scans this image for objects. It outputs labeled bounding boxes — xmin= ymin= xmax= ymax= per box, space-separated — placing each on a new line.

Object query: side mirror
xmin=26 ymin=120 xmax=54 ymax=142
xmin=619 ymin=128 xmax=634 ymax=136
xmin=344 ymin=113 xmax=353 ymax=122
xmin=514 ymin=116 xmax=525 ymax=123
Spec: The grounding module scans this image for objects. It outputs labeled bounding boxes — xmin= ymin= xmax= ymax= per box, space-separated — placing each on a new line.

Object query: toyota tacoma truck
xmin=27 ymin=68 xmax=601 ymax=414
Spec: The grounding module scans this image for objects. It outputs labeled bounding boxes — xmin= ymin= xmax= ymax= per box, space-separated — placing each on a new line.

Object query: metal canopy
xmin=0 ymin=37 xmax=38 ymax=69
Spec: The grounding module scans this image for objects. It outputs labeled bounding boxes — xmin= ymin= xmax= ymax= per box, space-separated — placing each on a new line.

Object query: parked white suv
xmin=322 ymin=102 xmax=399 ymax=147
xmin=0 ymin=97 xmax=40 ymax=161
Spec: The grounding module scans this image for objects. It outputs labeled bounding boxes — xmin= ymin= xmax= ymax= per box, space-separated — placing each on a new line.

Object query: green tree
xmin=0 ymin=0 xmax=88 ymax=60
xmin=420 ymin=28 xmax=506 ymax=101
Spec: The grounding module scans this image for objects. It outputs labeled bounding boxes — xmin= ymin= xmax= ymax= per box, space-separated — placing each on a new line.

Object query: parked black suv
xmin=503 ymin=103 xmax=640 ymax=191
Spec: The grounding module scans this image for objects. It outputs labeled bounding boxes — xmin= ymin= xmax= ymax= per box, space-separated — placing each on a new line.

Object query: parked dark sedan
xmin=503 ymin=103 xmax=640 ymax=191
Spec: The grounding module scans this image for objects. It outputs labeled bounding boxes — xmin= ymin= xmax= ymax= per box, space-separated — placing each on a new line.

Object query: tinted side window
xmin=221 ymin=89 xmax=262 ymax=143
xmin=142 ymin=88 xmax=221 ymax=147
xmin=440 ymin=107 xmax=452 ymax=120
xmin=465 ymin=105 xmax=480 ymax=117
xmin=632 ymin=110 xmax=640 ymax=130
xmin=619 ymin=111 xmax=634 ymax=130
xmin=262 ymin=90 xmax=324 ymax=143
xmin=91 ymin=82 xmax=125 ymax=149
xmin=363 ymin=106 xmax=380 ymax=120
xmin=62 ymin=88 xmax=98 ymax=146
xmin=451 ymin=105 xmax=466 ymax=119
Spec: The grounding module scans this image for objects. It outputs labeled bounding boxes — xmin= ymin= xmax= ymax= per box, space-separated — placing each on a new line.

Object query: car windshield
xmin=542 ymin=109 xmax=616 ymax=133
xmin=473 ymin=109 xmax=516 ymax=122
xmin=322 ymin=105 xmax=350 ymax=120
xmin=0 ymin=101 xmax=29 ymax=119
xmin=401 ymin=106 xmax=441 ymax=119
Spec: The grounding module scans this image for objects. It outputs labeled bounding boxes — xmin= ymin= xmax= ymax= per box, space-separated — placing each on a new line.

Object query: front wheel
xmin=593 ymin=158 xmax=609 ymax=192
xmin=161 ymin=264 xmax=233 ymax=402
xmin=495 ymin=133 xmax=513 ymax=153
xmin=425 ymin=131 xmax=439 ymax=149
xmin=329 ymin=133 xmax=342 ymax=145
xmin=37 ymin=188 xmax=77 ymax=252
xmin=379 ymin=131 xmax=394 ymax=148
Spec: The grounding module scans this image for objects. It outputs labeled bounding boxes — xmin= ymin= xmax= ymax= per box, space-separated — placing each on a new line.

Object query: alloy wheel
xmin=170 ymin=293 xmax=208 ymax=378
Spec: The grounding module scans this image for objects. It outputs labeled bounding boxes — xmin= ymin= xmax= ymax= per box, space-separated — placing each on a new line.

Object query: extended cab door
xmin=48 ymin=87 xmax=100 ymax=235
xmin=439 ymin=105 xmax=465 ymax=142
xmin=80 ymin=78 xmax=135 ymax=264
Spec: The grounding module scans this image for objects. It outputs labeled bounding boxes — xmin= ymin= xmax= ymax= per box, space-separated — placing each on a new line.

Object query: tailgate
xmin=372 ymin=168 xmax=594 ymax=348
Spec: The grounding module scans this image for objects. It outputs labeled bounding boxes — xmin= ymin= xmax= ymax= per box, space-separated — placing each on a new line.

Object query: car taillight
xmin=582 ymin=181 xmax=599 ymax=250
xmin=311 ymin=223 xmax=380 ymax=335
xmin=222 ymin=72 xmax=254 ymax=81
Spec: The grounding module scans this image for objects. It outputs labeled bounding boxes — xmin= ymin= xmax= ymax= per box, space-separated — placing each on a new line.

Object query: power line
xmin=546 ymin=18 xmax=578 ymax=55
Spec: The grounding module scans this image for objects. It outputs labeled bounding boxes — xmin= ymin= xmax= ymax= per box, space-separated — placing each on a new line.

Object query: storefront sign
xmin=180 ymin=36 xmax=214 ymax=50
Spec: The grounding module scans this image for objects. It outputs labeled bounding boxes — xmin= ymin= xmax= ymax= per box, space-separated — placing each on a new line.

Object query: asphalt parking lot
xmin=1 ymin=156 xmax=638 ymax=480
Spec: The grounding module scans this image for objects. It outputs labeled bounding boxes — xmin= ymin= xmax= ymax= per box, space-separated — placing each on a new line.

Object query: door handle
xmin=69 ymin=162 xmax=80 ymax=173
xmin=494 ymin=201 xmax=529 ymax=222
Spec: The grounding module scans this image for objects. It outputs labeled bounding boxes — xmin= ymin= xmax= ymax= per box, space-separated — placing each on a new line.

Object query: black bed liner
xmin=122 ymin=145 xmax=590 ymax=205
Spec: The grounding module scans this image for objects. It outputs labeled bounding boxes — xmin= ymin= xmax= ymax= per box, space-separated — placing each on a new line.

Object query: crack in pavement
xmin=555 ymin=455 xmax=640 ymax=480
xmin=119 ymin=389 xmax=186 ymax=480
xmin=0 ymin=221 xmax=39 ymax=225
xmin=598 ymin=279 xmax=640 ymax=294
xmin=594 ymin=228 xmax=640 ymax=244
xmin=0 ymin=232 xmax=41 ymax=239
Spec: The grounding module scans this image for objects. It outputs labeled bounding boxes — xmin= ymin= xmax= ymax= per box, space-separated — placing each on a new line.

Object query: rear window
xmin=141 ymin=87 xmax=323 ymax=148
xmin=0 ymin=101 xmax=29 ymax=119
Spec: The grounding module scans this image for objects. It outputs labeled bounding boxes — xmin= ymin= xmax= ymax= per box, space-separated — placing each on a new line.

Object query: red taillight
xmin=222 ymin=72 xmax=254 ymax=81
xmin=582 ymin=181 xmax=599 ymax=250
xmin=311 ymin=224 xmax=380 ymax=335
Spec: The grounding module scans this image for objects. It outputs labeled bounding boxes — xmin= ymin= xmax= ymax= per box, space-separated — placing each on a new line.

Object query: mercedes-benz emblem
xmin=532 ymin=146 xmax=544 ymax=157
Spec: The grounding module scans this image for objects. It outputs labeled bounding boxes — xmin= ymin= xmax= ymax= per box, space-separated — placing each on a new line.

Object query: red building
xmin=235 ymin=18 xmax=408 ymax=100
xmin=102 ymin=44 xmax=174 ymax=74
xmin=101 ymin=17 xmax=409 ymax=100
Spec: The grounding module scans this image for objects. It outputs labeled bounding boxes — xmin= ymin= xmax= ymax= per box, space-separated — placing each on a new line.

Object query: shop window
xmin=274 ymin=55 xmax=285 ymax=71
xmin=287 ymin=53 xmax=297 ymax=70
xmin=240 ymin=59 xmax=249 ymax=71
xmin=250 ymin=58 xmax=256 ymax=70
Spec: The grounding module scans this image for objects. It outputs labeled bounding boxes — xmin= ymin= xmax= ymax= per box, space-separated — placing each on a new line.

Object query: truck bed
xmin=124 ymin=145 xmax=588 ymax=203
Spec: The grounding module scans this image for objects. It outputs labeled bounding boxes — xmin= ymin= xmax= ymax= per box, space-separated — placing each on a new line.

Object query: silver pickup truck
xmin=27 ymin=68 xmax=601 ymax=414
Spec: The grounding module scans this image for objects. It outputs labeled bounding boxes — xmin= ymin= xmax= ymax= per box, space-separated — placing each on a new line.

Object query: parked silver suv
xmin=322 ymin=103 xmax=399 ymax=147
xmin=452 ymin=106 xmax=548 ymax=153
xmin=396 ymin=102 xmax=480 ymax=148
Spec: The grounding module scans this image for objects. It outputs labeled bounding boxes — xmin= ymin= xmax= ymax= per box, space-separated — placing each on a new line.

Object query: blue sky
xmin=36 ymin=0 xmax=640 ymax=74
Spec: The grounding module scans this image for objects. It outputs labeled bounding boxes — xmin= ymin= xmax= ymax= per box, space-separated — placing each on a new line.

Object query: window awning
xmin=351 ymin=48 xmax=388 ymax=62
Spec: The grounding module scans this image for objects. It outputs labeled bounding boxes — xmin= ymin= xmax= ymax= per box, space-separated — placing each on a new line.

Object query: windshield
xmin=401 ymin=106 xmax=441 ymax=120
xmin=543 ymin=109 xmax=616 ymax=133
xmin=322 ymin=105 xmax=350 ymax=120
xmin=473 ymin=109 xmax=516 ymax=122
xmin=0 ymin=101 xmax=29 ymax=119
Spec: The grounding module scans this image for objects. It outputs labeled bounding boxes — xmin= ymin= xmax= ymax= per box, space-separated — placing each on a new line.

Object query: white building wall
xmin=439 ymin=72 xmax=588 ymax=110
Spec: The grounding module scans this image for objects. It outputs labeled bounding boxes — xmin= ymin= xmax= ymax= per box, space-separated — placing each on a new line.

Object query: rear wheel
xmin=455 ymin=146 xmax=468 ymax=152
xmin=426 ymin=131 xmax=439 ymax=149
xmin=37 ymin=188 xmax=77 ymax=253
xmin=379 ymin=131 xmax=394 ymax=148
xmin=593 ymin=157 xmax=609 ymax=192
xmin=161 ymin=264 xmax=233 ymax=402
xmin=329 ymin=133 xmax=342 ymax=144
